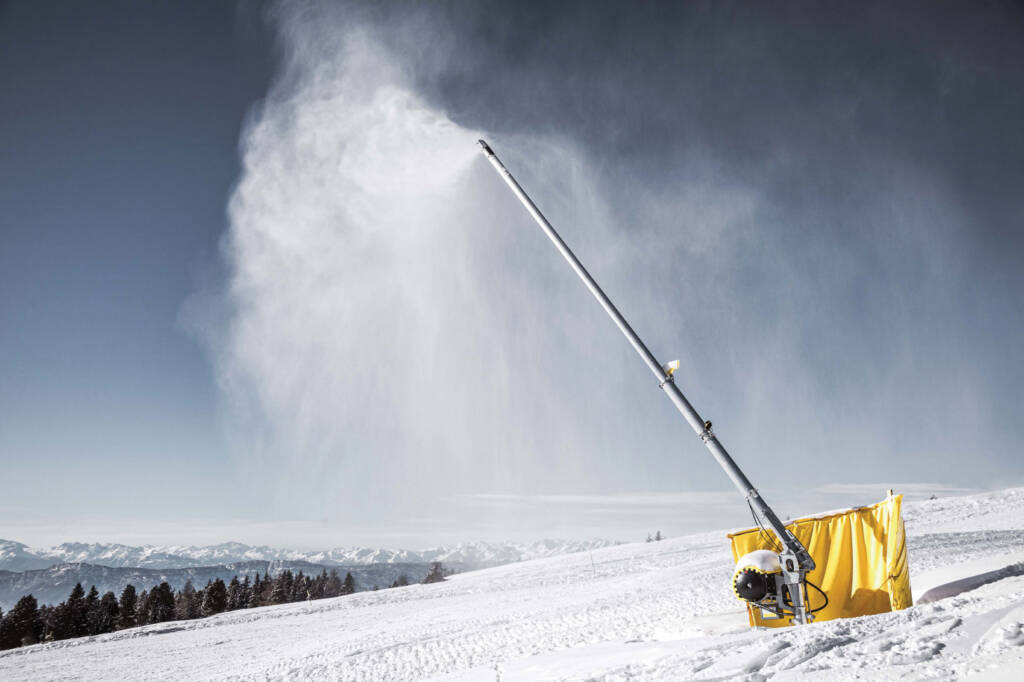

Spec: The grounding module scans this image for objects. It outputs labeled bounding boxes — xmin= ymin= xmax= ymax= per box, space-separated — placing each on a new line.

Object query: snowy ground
xmin=2 ymin=488 xmax=1023 ymax=681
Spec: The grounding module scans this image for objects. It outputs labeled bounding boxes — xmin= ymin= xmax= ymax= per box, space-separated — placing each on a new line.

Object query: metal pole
xmin=477 ymin=139 xmax=815 ymax=621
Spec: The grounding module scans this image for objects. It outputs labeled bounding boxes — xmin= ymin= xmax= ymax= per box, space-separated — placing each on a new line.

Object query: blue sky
xmin=0 ymin=1 xmax=273 ymax=529
xmin=1 ymin=1 xmax=1022 ymax=549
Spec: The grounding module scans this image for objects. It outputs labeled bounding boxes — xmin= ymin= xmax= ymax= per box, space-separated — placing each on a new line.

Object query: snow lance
xmin=477 ymin=139 xmax=818 ymax=625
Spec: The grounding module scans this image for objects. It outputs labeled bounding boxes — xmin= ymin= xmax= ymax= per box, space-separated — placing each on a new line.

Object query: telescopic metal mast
xmin=477 ymin=139 xmax=816 ymax=624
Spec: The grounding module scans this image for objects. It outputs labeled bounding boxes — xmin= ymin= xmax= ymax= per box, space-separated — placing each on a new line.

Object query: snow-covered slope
xmin=2 ymin=488 xmax=1022 ymax=681
xmin=0 ymin=539 xmax=619 ymax=571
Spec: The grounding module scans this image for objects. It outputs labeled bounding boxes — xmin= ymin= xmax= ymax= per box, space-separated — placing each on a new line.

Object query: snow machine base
xmin=728 ymin=492 xmax=913 ymax=628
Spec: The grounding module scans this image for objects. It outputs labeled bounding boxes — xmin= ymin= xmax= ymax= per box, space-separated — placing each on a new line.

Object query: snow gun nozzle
xmin=477 ymin=139 xmax=495 ymax=156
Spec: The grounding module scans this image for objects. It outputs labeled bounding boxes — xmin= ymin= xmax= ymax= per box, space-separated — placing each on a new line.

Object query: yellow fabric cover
xmin=727 ymin=493 xmax=912 ymax=627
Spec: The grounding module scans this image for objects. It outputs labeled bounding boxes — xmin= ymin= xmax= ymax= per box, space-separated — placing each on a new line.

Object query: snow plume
xmin=215 ymin=10 xmax=651 ymax=527
xmin=205 ymin=3 xmax=1003 ymax=542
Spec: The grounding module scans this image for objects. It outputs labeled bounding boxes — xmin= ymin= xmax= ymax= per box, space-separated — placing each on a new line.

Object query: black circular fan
xmin=733 ymin=568 xmax=774 ymax=602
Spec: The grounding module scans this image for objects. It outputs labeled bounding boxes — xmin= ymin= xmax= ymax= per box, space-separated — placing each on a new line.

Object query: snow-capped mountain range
xmin=0 ymin=560 xmax=437 ymax=610
xmin=0 ymin=538 xmax=620 ymax=572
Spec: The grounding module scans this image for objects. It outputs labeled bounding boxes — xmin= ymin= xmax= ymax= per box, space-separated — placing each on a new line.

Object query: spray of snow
xmin=195 ymin=4 xmax=999 ymax=544
xmin=211 ymin=18 xmax=652 ymax=529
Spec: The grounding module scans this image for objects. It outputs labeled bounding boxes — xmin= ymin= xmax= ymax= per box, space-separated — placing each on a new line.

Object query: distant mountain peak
xmin=0 ymin=538 xmax=621 ymax=573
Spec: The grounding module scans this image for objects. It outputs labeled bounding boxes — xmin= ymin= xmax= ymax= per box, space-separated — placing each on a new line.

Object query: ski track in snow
xmin=2 ymin=488 xmax=1023 ymax=681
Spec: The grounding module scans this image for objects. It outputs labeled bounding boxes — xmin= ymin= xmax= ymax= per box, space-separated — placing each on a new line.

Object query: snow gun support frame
xmin=478 ymin=139 xmax=817 ymax=625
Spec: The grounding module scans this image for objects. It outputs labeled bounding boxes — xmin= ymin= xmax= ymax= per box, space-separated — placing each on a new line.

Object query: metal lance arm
xmin=477 ymin=139 xmax=815 ymax=624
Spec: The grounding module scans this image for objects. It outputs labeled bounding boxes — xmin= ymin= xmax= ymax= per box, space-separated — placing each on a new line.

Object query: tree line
xmin=0 ymin=567 xmax=355 ymax=650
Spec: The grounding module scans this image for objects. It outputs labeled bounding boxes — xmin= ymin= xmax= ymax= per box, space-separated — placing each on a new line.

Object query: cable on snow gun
xmin=477 ymin=139 xmax=818 ymax=625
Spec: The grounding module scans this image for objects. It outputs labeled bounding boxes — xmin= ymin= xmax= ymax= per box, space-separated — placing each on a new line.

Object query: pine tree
xmin=149 ymin=583 xmax=175 ymax=623
xmin=0 ymin=609 xmax=12 ymax=650
xmin=84 ymin=585 xmax=101 ymax=635
xmin=202 ymin=578 xmax=228 ymax=616
xmin=174 ymin=587 xmax=187 ymax=621
xmin=655 ymin=531 xmax=663 ymax=541
xmin=226 ymin=576 xmax=241 ymax=611
xmin=176 ymin=581 xmax=201 ymax=620
xmin=283 ymin=570 xmax=294 ymax=601
xmin=48 ymin=602 xmax=72 ymax=640
xmin=64 ymin=582 xmax=87 ymax=637
xmin=135 ymin=590 xmax=150 ymax=626
xmin=194 ymin=586 xmax=207 ymax=615
xmin=61 ymin=583 xmax=88 ymax=636
xmin=248 ymin=574 xmax=262 ymax=609
xmin=239 ymin=575 xmax=251 ymax=609
xmin=96 ymin=592 xmax=119 ymax=634
xmin=270 ymin=570 xmax=292 ymax=605
xmin=118 ymin=584 xmax=137 ymax=629
xmin=289 ymin=571 xmax=305 ymax=603
xmin=1 ymin=594 xmax=41 ymax=649
xmin=392 ymin=574 xmax=410 ymax=588
xmin=261 ymin=570 xmax=273 ymax=603
xmin=646 ymin=533 xmax=653 ymax=543
xmin=0 ymin=604 xmax=11 ymax=650
xmin=313 ymin=570 xmax=328 ymax=599
xmin=342 ymin=572 xmax=356 ymax=595
xmin=323 ymin=570 xmax=343 ymax=598
xmin=37 ymin=604 xmax=56 ymax=642
xmin=192 ymin=582 xmax=203 ymax=609
xmin=422 ymin=562 xmax=446 ymax=584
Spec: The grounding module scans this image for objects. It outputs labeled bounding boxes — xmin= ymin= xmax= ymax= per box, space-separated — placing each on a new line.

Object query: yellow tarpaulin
xmin=728 ymin=493 xmax=912 ymax=627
